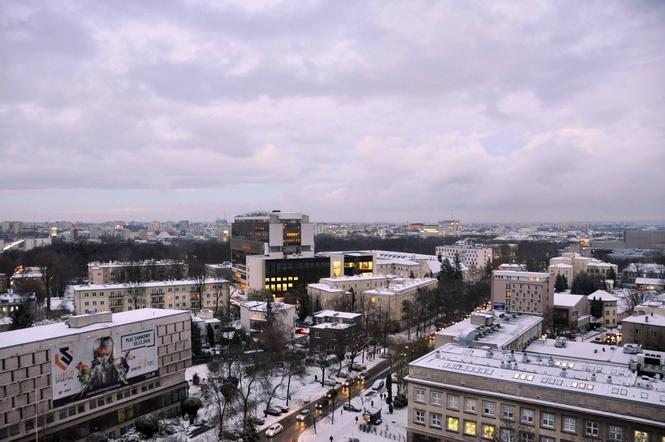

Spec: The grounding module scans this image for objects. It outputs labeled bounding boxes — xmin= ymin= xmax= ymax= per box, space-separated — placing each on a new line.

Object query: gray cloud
xmin=1 ymin=0 xmax=664 ymax=222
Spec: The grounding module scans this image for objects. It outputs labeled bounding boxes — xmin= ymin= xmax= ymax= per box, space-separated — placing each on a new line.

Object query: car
xmin=296 ymin=409 xmax=311 ymax=421
xmin=316 ymin=398 xmax=329 ymax=409
xmin=264 ymin=407 xmax=282 ymax=416
xmin=371 ymin=379 xmax=385 ymax=391
xmin=343 ymin=403 xmax=362 ymax=412
xmin=343 ymin=377 xmax=355 ymax=387
xmin=323 ymin=378 xmax=339 ymax=387
xmin=248 ymin=416 xmax=265 ymax=425
xmin=265 ymin=423 xmax=283 ymax=437
xmin=351 ymin=363 xmax=367 ymax=371
xmin=219 ymin=428 xmax=243 ymax=440
xmin=326 ymin=388 xmax=339 ymax=399
xmin=276 ymin=404 xmax=289 ymax=413
xmin=358 ymin=371 xmax=370 ymax=382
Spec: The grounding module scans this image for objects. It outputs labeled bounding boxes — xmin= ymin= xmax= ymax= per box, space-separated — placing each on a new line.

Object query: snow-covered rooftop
xmin=88 ymin=259 xmax=185 ymax=268
xmin=587 ymin=289 xmax=618 ymax=302
xmin=622 ymin=314 xmax=665 ymax=327
xmin=364 ymin=278 xmax=437 ymax=296
xmin=635 ymin=277 xmax=665 ymax=286
xmin=71 ymin=277 xmax=228 ymax=291
xmin=436 ymin=311 xmax=542 ymax=349
xmin=0 ymin=308 xmax=189 ymax=350
xmin=306 ymin=283 xmax=348 ymax=293
xmin=310 ymin=322 xmax=354 ymax=330
xmin=319 ymin=275 xmax=389 ymax=284
xmin=240 ymin=301 xmax=294 ymax=312
xmin=313 ymin=310 xmax=361 ymax=320
xmin=410 ymin=341 xmax=665 ymax=411
xmin=554 ymin=293 xmax=586 ymax=308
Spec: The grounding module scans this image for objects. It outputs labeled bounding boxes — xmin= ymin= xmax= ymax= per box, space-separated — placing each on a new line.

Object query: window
xmin=447 ymin=416 xmax=459 ymax=431
xmin=520 ymin=433 xmax=534 ymax=442
xmin=465 ymin=398 xmax=477 ymax=413
xmin=541 ymin=412 xmax=555 ymax=428
xmin=633 ymin=431 xmax=648 ymax=442
xmin=482 ymin=424 xmax=495 ymax=439
xmin=431 ymin=391 xmax=442 ymax=406
xmin=464 ymin=420 xmax=477 ymax=436
xmin=414 ymin=409 xmax=425 ymax=425
xmin=447 ymin=394 xmax=460 ymax=410
xmin=483 ymin=401 xmax=495 ymax=416
xmin=608 ymin=425 xmax=623 ymax=441
xmin=501 ymin=428 xmax=514 ymax=442
xmin=585 ymin=421 xmax=599 ymax=437
xmin=563 ymin=416 xmax=576 ymax=433
xmin=502 ymin=404 xmax=514 ymax=420
xmin=521 ymin=408 xmax=534 ymax=424
xmin=414 ymin=388 xmax=425 ymax=403
xmin=430 ymin=413 xmax=441 ymax=428
xmin=540 ymin=437 xmax=555 ymax=442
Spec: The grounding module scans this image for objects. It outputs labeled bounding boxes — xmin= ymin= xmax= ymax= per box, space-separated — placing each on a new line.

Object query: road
xmin=260 ymin=359 xmax=391 ymax=442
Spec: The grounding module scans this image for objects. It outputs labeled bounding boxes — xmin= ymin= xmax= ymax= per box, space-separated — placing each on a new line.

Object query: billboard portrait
xmin=51 ymin=328 xmax=158 ymax=406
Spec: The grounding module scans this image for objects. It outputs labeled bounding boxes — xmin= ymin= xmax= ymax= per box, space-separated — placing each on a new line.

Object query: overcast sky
xmin=1 ymin=1 xmax=664 ymax=223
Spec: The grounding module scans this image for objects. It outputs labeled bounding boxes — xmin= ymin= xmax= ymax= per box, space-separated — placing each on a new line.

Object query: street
xmin=260 ymin=359 xmax=391 ymax=441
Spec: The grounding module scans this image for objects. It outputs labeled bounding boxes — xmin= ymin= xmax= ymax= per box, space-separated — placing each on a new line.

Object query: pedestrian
xmin=371 ymin=400 xmax=374 ymax=406
xmin=355 ymin=416 xmax=359 ymax=423
xmin=330 ymin=436 xmax=334 ymax=442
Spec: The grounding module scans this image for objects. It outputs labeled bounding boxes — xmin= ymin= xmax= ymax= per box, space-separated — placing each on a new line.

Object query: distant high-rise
xmin=439 ymin=219 xmax=461 ymax=236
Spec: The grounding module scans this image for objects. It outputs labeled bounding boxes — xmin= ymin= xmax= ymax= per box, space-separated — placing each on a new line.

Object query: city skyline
xmin=2 ymin=1 xmax=665 ymax=222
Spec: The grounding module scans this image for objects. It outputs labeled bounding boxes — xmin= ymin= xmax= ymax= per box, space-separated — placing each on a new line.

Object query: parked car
xmin=219 ymin=428 xmax=242 ymax=440
xmin=264 ymin=407 xmax=282 ymax=416
xmin=323 ymin=378 xmax=339 ymax=387
xmin=343 ymin=403 xmax=362 ymax=412
xmin=371 ymin=379 xmax=385 ymax=391
xmin=351 ymin=363 xmax=367 ymax=371
xmin=277 ymin=404 xmax=289 ymax=413
xmin=326 ymin=388 xmax=338 ymax=399
xmin=358 ymin=371 xmax=370 ymax=382
xmin=265 ymin=423 xmax=283 ymax=437
xmin=296 ymin=409 xmax=311 ymax=421
xmin=248 ymin=416 xmax=265 ymax=425
xmin=316 ymin=398 xmax=329 ymax=409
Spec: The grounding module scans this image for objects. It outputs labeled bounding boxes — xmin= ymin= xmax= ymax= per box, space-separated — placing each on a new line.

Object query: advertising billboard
xmin=51 ymin=328 xmax=158 ymax=406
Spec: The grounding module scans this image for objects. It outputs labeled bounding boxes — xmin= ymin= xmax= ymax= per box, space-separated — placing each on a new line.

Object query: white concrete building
xmin=239 ymin=301 xmax=296 ymax=338
xmin=435 ymin=243 xmax=492 ymax=275
xmin=587 ymin=289 xmax=619 ymax=327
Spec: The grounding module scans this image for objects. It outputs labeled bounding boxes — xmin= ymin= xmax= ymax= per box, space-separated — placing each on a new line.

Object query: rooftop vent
xmin=67 ymin=311 xmax=112 ymax=328
xmin=607 ymin=375 xmax=612 ymax=384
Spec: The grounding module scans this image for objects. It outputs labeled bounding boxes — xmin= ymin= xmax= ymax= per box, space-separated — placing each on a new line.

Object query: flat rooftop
xmin=364 ymin=278 xmax=437 ymax=296
xmin=319 ymin=275 xmax=389 ymax=284
xmin=554 ymin=293 xmax=586 ymax=308
xmin=436 ymin=311 xmax=543 ymax=349
xmin=410 ymin=341 xmax=665 ymax=410
xmin=313 ymin=310 xmax=361 ymax=319
xmin=0 ymin=308 xmax=189 ymax=350
xmin=623 ymin=314 xmax=665 ymax=327
xmin=310 ymin=322 xmax=354 ymax=330
xmin=72 ymin=277 xmax=228 ymax=291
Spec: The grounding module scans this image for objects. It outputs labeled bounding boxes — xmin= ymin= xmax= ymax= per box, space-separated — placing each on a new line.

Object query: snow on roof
xmin=88 ymin=259 xmax=184 ymax=268
xmin=307 ymin=283 xmax=348 ymax=293
xmin=319 ymin=275 xmax=388 ymax=283
xmin=493 ymin=270 xmax=550 ymax=278
xmin=635 ymin=277 xmax=665 ymax=286
xmin=376 ymin=258 xmax=420 ymax=266
xmin=72 ymin=277 xmax=228 ymax=291
xmin=410 ymin=341 xmax=665 ymax=412
xmin=0 ymin=308 xmax=189 ymax=350
xmin=587 ymin=290 xmax=618 ymax=302
xmin=240 ymin=301 xmax=294 ymax=312
xmin=624 ymin=263 xmax=665 ymax=273
xmin=364 ymin=278 xmax=437 ymax=296
xmin=436 ymin=311 xmax=543 ymax=349
xmin=622 ymin=314 xmax=665 ymax=327
xmin=310 ymin=322 xmax=354 ymax=330
xmin=554 ymin=293 xmax=585 ymax=308
xmin=549 ymin=263 xmax=573 ymax=269
xmin=313 ymin=310 xmax=361 ymax=319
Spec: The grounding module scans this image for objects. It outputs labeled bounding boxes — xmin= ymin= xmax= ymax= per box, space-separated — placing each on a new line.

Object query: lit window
xmin=585 ymin=421 xmax=599 ymax=437
xmin=482 ymin=424 xmax=495 ymax=439
xmin=447 ymin=416 xmax=459 ymax=431
xmin=464 ymin=421 xmax=477 ymax=436
xmin=430 ymin=413 xmax=441 ymax=428
xmin=634 ymin=431 xmax=648 ymax=442
xmin=414 ymin=409 xmax=425 ymax=424
xmin=447 ymin=394 xmax=460 ymax=410
xmin=414 ymin=388 xmax=425 ymax=403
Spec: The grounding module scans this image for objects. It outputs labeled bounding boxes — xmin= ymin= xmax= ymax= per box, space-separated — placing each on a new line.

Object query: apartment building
xmin=552 ymin=293 xmax=590 ymax=334
xmin=435 ymin=243 xmax=492 ymax=275
xmin=87 ymin=260 xmax=189 ymax=285
xmin=10 ymin=267 xmax=45 ymax=298
xmin=491 ymin=270 xmax=553 ymax=316
xmin=0 ymin=309 xmax=191 ymax=442
xmin=71 ymin=278 xmax=229 ymax=315
xmin=363 ymin=278 xmax=438 ymax=326
xmin=587 ymin=289 xmax=619 ymax=327
xmin=307 ymin=275 xmax=392 ymax=309
xmin=622 ymin=313 xmax=665 ymax=351
xmin=310 ymin=310 xmax=363 ymax=355
xmin=406 ymin=340 xmax=665 ymax=442
xmin=548 ymin=253 xmax=618 ymax=282
xmin=622 ymin=263 xmax=665 ymax=284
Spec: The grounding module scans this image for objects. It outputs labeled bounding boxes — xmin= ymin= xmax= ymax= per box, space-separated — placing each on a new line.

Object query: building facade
xmin=87 ymin=260 xmax=189 ymax=285
xmin=0 ymin=309 xmax=191 ymax=442
xmin=587 ymin=289 xmax=619 ymax=327
xmin=72 ymin=278 xmax=229 ymax=315
xmin=309 ymin=310 xmax=363 ymax=355
xmin=435 ymin=243 xmax=492 ymax=276
xmin=622 ymin=313 xmax=665 ymax=351
xmin=238 ymin=301 xmax=296 ymax=339
xmin=406 ymin=341 xmax=665 ymax=442
xmin=491 ymin=270 xmax=553 ymax=316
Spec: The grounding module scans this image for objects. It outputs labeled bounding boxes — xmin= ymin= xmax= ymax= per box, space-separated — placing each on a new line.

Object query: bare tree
xmin=126 ymin=281 xmax=145 ymax=310
xmin=283 ymin=350 xmax=306 ymax=406
xmin=200 ymin=365 xmax=238 ymax=436
xmin=624 ymin=289 xmax=647 ymax=314
xmin=191 ymin=275 xmax=206 ymax=311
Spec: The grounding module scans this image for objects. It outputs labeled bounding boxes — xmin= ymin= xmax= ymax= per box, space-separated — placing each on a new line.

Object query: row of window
xmin=412 ymin=387 xmax=660 ymax=440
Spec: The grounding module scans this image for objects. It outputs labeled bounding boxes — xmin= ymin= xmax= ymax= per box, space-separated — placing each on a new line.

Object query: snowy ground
xmin=185 ymin=349 xmax=387 ymax=440
xmin=298 ymin=395 xmax=407 ymax=442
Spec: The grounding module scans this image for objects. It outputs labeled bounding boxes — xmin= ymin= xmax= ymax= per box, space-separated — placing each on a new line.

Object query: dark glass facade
xmin=263 ymin=257 xmax=330 ymax=293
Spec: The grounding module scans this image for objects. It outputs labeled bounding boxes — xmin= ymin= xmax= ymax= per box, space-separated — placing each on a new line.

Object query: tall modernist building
xmin=0 ymin=309 xmax=191 ymax=441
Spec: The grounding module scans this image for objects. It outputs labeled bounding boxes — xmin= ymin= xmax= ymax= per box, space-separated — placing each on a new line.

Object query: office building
xmin=406 ymin=339 xmax=665 ymax=442
xmin=0 ymin=309 xmax=191 ymax=441
xmin=491 ymin=270 xmax=553 ymax=316
xmin=436 ymin=242 xmax=492 ymax=277
xmin=87 ymin=260 xmax=189 ymax=285
xmin=439 ymin=220 xmax=461 ymax=237
xmin=71 ymin=278 xmax=229 ymax=315
xmin=245 ymin=254 xmax=331 ymax=294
